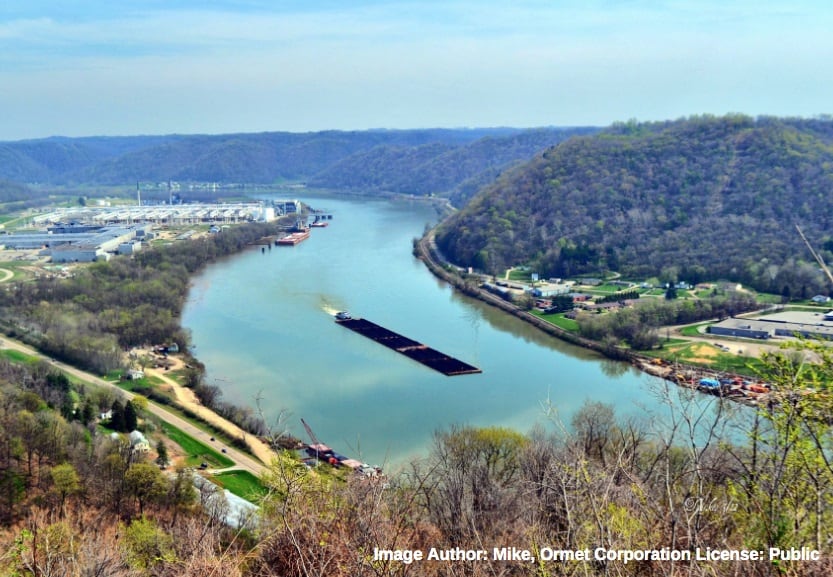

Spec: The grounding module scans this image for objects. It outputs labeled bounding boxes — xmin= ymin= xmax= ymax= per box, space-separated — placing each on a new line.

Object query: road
xmin=0 ymin=335 xmax=271 ymax=478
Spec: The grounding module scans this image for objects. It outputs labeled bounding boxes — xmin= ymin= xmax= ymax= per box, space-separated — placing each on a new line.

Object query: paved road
xmin=0 ymin=335 xmax=269 ymax=478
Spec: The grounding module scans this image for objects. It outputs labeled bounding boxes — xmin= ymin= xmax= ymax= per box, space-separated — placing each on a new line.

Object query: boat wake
xmin=319 ymin=298 xmax=342 ymax=317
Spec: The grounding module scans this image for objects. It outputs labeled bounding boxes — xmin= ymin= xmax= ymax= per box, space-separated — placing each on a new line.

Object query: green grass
xmin=656 ymin=338 xmax=689 ymax=347
xmin=0 ymin=349 xmax=40 ymax=364
xmin=680 ymin=323 xmax=711 ymax=337
xmin=103 ymin=369 xmax=123 ymax=382
xmin=159 ymin=421 xmax=234 ymax=468
xmin=590 ymin=284 xmax=621 ymax=294
xmin=531 ymin=311 xmax=579 ymax=332
xmin=0 ymin=261 xmax=40 ymax=282
xmin=755 ymin=292 xmax=785 ymax=305
xmin=211 ymin=470 xmax=268 ymax=501
xmin=166 ymin=368 xmax=190 ymax=385
xmin=153 ymin=402 xmax=248 ymax=453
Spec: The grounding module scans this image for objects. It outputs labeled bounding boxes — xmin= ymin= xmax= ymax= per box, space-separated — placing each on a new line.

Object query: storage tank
xmin=261 ymin=207 xmax=276 ymax=222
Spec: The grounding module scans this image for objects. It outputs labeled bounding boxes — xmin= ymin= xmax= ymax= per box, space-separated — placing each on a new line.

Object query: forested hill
xmin=435 ymin=115 xmax=833 ymax=296
xmin=0 ymin=127 xmax=594 ymax=199
xmin=306 ymin=128 xmax=595 ymax=204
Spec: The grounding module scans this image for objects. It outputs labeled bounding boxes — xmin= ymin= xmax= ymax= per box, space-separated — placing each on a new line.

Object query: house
xmin=124 ymin=369 xmax=144 ymax=380
xmin=570 ymin=293 xmax=593 ymax=303
xmin=811 ymin=295 xmax=830 ymax=303
xmin=129 ymin=430 xmax=151 ymax=453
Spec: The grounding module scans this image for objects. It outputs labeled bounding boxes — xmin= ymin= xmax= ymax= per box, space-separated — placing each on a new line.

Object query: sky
xmin=1 ymin=1 xmax=831 ymax=141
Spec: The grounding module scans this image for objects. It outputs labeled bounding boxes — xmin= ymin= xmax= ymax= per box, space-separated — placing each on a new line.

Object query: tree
xmin=417 ymin=425 xmax=528 ymax=544
xmin=121 ymin=517 xmax=175 ymax=574
xmin=155 ymin=440 xmax=169 ymax=469
xmin=80 ymin=399 xmax=95 ymax=426
xmin=124 ymin=463 xmax=169 ymax=516
xmin=109 ymin=400 xmax=126 ymax=432
xmin=729 ymin=339 xmax=833 ymax=553
xmin=124 ymin=400 xmax=138 ymax=432
xmin=50 ymin=463 xmax=80 ymax=517
xmin=571 ymin=400 xmax=616 ymax=465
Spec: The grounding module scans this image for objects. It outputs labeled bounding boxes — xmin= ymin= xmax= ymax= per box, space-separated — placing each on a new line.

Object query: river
xmin=181 ymin=192 xmax=712 ymax=469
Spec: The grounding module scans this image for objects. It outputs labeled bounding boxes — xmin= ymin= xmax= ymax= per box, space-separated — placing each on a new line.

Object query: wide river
xmin=182 ymin=193 xmax=685 ymax=468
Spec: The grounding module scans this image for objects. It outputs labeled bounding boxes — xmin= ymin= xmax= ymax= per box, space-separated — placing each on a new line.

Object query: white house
xmin=129 ymin=430 xmax=151 ymax=453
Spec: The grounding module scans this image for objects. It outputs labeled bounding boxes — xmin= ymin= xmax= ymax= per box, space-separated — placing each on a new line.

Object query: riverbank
xmin=414 ymin=231 xmax=630 ymax=360
xmin=134 ymin=348 xmax=280 ymax=465
xmin=414 ymin=230 xmax=776 ymax=407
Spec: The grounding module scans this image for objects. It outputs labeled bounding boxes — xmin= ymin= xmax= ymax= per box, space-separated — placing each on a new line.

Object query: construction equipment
xmin=301 ymin=418 xmax=322 ymax=446
xmin=300 ymin=418 xmax=332 ymax=463
xmin=796 ymin=224 xmax=833 ymax=288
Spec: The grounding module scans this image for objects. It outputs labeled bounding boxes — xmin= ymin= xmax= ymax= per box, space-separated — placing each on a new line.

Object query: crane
xmin=300 ymin=418 xmax=333 ymax=463
xmin=300 ymin=418 xmax=322 ymax=447
xmin=796 ymin=224 xmax=833 ymax=288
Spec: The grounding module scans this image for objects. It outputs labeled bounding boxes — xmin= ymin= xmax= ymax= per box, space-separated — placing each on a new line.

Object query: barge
xmin=300 ymin=418 xmax=381 ymax=477
xmin=276 ymin=230 xmax=310 ymax=245
xmin=335 ymin=313 xmax=481 ymax=376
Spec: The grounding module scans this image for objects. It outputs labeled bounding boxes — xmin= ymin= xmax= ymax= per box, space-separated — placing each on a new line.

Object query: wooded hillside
xmin=0 ymin=128 xmax=594 ymax=201
xmin=435 ymin=115 xmax=833 ymax=296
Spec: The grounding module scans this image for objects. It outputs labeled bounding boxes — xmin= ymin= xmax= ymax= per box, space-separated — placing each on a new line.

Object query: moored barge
xmin=276 ymin=230 xmax=310 ymax=245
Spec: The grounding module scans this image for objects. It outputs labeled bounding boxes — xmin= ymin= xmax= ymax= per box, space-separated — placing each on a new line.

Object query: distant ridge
xmin=0 ymin=127 xmax=596 ymax=202
xmin=434 ymin=115 xmax=833 ymax=296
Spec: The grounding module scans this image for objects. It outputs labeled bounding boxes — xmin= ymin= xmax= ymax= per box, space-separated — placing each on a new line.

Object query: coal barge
xmin=335 ymin=312 xmax=481 ymax=376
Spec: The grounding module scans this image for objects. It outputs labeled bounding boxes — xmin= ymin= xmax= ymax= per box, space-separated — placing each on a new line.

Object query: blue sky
xmin=1 ymin=1 xmax=830 ymax=140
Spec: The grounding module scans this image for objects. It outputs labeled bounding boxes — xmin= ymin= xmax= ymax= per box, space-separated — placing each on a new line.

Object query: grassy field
xmin=211 ymin=470 xmax=269 ymax=502
xmin=160 ymin=421 xmax=235 ymax=468
xmin=680 ymin=323 xmax=711 ymax=337
xmin=507 ymin=268 xmax=532 ymax=282
xmin=647 ymin=341 xmax=767 ymax=376
xmin=0 ymin=349 xmax=40 ymax=364
xmin=531 ymin=311 xmax=579 ymax=332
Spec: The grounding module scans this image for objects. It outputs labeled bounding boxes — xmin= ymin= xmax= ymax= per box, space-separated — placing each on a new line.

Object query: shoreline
xmin=413 ymin=230 xmax=775 ymax=408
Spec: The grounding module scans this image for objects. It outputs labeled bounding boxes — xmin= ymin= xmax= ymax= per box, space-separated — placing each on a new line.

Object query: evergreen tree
xmin=110 ymin=399 xmax=126 ymax=432
xmin=124 ymin=400 xmax=138 ymax=432
xmin=155 ymin=440 xmax=169 ymax=469
xmin=81 ymin=399 xmax=95 ymax=425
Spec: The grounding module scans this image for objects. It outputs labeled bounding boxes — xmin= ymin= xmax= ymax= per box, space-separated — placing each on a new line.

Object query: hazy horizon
xmin=2 ymin=1 xmax=830 ymax=141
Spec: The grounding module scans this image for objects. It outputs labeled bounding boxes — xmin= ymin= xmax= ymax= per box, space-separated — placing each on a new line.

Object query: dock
xmin=335 ymin=317 xmax=482 ymax=376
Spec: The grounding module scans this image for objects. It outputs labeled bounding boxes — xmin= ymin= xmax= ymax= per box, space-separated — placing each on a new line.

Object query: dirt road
xmin=140 ymin=357 xmax=279 ymax=466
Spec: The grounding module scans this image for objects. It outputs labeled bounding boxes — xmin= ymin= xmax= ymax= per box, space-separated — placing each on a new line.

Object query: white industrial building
xmin=31 ymin=201 xmax=281 ymax=227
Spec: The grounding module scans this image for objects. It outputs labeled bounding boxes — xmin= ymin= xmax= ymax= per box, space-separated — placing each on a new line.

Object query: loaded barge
xmin=335 ymin=312 xmax=481 ymax=376
xmin=276 ymin=230 xmax=310 ymax=245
